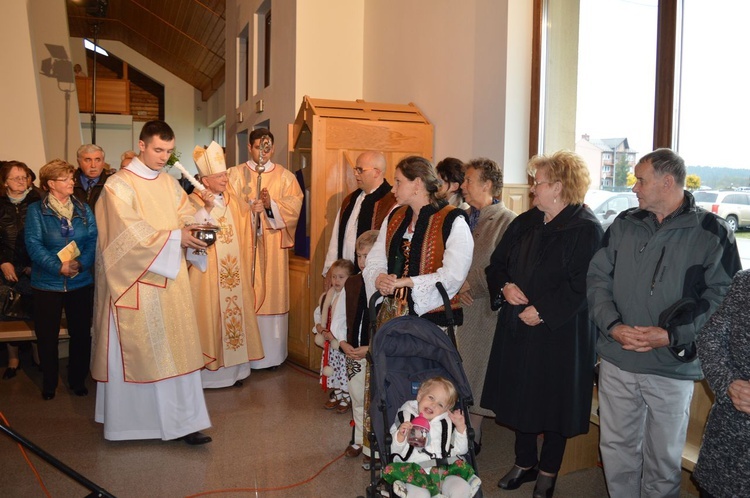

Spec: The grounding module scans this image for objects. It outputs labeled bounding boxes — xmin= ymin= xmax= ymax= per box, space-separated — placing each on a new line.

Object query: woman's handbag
xmin=375 ymin=287 xmax=409 ymax=330
xmin=0 ymin=285 xmax=29 ymax=320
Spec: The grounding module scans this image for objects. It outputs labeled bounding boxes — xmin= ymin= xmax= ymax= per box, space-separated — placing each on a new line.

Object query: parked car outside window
xmin=693 ymin=190 xmax=750 ymax=232
xmin=584 ymin=190 xmax=638 ymax=231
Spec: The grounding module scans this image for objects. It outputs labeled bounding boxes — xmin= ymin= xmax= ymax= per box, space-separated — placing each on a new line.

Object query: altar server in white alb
xmin=188 ymin=141 xmax=264 ymax=388
xmin=227 ymin=128 xmax=303 ymax=369
xmin=92 ymin=120 xmax=213 ymax=445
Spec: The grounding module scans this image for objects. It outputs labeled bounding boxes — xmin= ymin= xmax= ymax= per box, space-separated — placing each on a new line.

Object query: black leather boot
xmin=532 ymin=473 xmax=557 ymax=498
xmin=497 ymin=465 xmax=539 ymax=490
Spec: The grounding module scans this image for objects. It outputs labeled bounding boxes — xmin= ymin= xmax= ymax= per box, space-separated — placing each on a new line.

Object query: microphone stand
xmin=251 ymin=135 xmax=272 ymax=286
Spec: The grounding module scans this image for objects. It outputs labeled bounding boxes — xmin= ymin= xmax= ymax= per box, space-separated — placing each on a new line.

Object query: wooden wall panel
xmin=503 ymin=184 xmax=531 ymax=214
xmin=325 ymin=119 xmax=434 ymax=156
xmin=76 ymin=77 xmax=130 ymax=114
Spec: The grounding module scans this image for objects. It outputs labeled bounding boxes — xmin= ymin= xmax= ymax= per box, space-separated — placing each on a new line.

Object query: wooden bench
xmin=559 ymin=381 xmax=714 ymax=495
xmin=0 ymin=320 xmax=70 ymax=341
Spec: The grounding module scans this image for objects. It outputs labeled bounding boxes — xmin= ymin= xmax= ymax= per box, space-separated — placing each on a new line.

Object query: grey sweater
xmin=693 ymin=270 xmax=750 ymax=497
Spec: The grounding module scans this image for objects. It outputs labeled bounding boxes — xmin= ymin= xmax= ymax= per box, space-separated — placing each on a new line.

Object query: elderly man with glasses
xmin=322 ymin=151 xmax=395 ymax=277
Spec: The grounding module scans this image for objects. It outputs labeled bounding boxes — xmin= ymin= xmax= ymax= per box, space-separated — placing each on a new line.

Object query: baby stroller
xmin=364 ymin=283 xmax=482 ymax=498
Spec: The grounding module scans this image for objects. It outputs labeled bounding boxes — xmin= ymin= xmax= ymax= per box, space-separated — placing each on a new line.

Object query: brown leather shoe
xmin=345 ymin=444 xmax=363 ymax=458
xmin=335 ymin=400 xmax=351 ymax=414
xmin=324 ymin=397 xmax=339 ymax=409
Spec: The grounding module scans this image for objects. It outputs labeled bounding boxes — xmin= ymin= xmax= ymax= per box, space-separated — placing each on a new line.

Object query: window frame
xmin=529 ymin=0 xmax=679 ymax=159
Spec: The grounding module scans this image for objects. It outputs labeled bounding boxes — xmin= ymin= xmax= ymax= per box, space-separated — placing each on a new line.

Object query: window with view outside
xmin=677 ymin=1 xmax=750 ymax=193
xmin=540 ymin=1 xmax=750 ymax=238
xmin=571 ymin=0 xmax=658 ymax=193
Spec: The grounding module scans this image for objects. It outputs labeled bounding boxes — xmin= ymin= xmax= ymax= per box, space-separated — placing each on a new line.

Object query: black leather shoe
xmin=533 ymin=473 xmax=557 ymax=498
xmin=3 ymin=367 xmax=18 ymax=380
xmin=73 ymin=387 xmax=89 ymax=396
xmin=181 ymin=431 xmax=212 ymax=445
xmin=42 ymin=391 xmax=55 ymax=400
xmin=498 ymin=465 xmax=539 ymax=490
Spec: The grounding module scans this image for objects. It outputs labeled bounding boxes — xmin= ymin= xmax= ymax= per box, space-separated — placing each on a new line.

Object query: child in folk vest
xmin=384 ymin=376 xmax=481 ymax=498
xmin=313 ymin=258 xmax=357 ymax=413
xmin=340 ymin=230 xmax=380 ymax=458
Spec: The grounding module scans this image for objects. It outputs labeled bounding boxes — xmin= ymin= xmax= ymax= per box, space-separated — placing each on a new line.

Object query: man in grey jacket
xmin=587 ymin=148 xmax=741 ymax=498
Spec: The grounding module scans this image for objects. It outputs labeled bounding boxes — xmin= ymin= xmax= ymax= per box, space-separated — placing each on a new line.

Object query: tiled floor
xmin=2 ymin=344 xmax=615 ymax=497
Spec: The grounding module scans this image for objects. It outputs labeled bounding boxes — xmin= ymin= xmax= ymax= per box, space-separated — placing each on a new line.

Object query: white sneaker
xmin=392 ymin=480 xmax=408 ymax=498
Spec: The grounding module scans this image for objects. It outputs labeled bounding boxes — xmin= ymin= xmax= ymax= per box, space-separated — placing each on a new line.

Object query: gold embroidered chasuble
xmin=227 ymin=162 xmax=303 ymax=315
xmin=91 ymin=169 xmax=205 ymax=383
xmin=188 ymin=186 xmax=264 ymax=369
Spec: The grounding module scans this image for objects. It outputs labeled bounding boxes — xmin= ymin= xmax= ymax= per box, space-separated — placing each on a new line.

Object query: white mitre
xmin=193 ymin=141 xmax=226 ymax=177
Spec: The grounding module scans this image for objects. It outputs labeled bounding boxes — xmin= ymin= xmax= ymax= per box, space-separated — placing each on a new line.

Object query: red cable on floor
xmin=0 ymin=412 xmax=52 ymax=498
xmin=3 ymin=364 xmax=342 ymax=497
xmin=184 ymin=450 xmax=347 ymax=497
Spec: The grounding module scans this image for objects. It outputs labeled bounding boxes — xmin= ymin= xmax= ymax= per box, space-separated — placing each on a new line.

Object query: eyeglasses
xmin=52 ymin=177 xmax=75 ymax=183
xmin=60 ymin=217 xmax=75 ymax=237
xmin=354 ymin=167 xmax=374 ymax=175
xmin=7 ymin=176 xmax=28 ymax=183
xmin=532 ymin=180 xmax=557 ymax=187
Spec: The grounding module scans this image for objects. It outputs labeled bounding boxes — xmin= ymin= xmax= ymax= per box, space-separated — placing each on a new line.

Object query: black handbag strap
xmin=435 ymin=282 xmax=456 ymax=348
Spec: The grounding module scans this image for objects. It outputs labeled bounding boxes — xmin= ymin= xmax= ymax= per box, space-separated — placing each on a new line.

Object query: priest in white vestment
xmin=92 ymin=120 xmax=213 ymax=445
xmin=188 ymin=142 xmax=264 ymax=388
xmin=227 ymin=128 xmax=303 ymax=369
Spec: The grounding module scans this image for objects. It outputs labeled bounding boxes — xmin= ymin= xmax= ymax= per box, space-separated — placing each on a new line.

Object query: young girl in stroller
xmin=383 ymin=376 xmax=480 ymax=498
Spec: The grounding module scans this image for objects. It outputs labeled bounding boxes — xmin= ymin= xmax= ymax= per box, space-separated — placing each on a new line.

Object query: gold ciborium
xmin=189 ymin=224 xmax=220 ymax=255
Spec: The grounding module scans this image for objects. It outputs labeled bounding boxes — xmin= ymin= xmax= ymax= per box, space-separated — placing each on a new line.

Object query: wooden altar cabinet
xmin=286 ymin=96 xmax=434 ymax=371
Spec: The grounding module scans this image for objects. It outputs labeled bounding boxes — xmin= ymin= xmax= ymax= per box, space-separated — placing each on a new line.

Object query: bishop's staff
xmin=251 ymin=135 xmax=272 ymax=285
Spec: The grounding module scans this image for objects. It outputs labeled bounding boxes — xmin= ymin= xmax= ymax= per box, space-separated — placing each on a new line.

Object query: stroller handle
xmin=435 ymin=282 xmax=455 ymax=327
xmin=367 ymin=283 xmax=458 ymax=347
xmin=368 ymin=290 xmax=382 ymax=329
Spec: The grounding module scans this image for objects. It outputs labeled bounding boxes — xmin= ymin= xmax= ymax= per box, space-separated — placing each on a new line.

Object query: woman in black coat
xmin=481 ymin=150 xmax=603 ymax=498
xmin=1 ymin=160 xmax=41 ymax=379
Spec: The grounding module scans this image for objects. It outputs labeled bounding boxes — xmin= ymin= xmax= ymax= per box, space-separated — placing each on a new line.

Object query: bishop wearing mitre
xmin=189 ymin=141 xmax=264 ymax=388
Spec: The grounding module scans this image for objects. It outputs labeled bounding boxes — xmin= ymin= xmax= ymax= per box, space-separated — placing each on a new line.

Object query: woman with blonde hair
xmin=482 ymin=150 xmax=603 ymax=497
xmin=25 ymin=159 xmax=97 ymax=400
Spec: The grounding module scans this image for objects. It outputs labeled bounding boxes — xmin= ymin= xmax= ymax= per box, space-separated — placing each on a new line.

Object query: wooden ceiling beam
xmin=193 ymin=0 xmax=225 ymax=20
xmin=67 ymin=0 xmax=225 ymax=100
xmin=128 ymin=0 xmax=224 ymax=60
